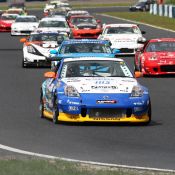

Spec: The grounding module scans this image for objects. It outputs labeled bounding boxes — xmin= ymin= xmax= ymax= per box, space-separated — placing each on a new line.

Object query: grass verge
xmin=0 ymin=158 xmax=174 ymax=175
xmin=72 ymin=3 xmax=132 ymax=8
xmin=103 ymin=12 xmax=175 ymax=31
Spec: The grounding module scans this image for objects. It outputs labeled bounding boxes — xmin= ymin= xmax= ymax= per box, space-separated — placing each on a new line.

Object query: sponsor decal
xmin=95 ymin=80 xmax=110 ymax=84
xmin=67 ymin=100 xmax=80 ymax=105
xmin=68 ymin=106 xmax=79 ymax=111
xmin=91 ymin=86 xmax=117 ymax=89
xmin=92 ymin=117 xmax=120 ymax=121
xmin=96 ymin=100 xmax=117 ymax=104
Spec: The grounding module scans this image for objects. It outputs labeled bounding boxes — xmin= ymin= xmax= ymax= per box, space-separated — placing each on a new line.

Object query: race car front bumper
xmin=143 ymin=62 xmax=175 ymax=75
xmin=44 ymin=93 xmax=151 ymax=123
xmin=23 ymin=54 xmax=51 ymax=67
xmin=11 ymin=30 xmax=34 ymax=36
xmin=0 ymin=26 xmax=11 ymax=32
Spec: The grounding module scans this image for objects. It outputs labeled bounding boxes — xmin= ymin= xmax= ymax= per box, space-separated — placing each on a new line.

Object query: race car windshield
xmin=146 ymin=42 xmax=175 ymax=52
xmin=105 ymin=27 xmax=140 ymax=34
xmin=71 ymin=17 xmax=97 ymax=25
xmin=38 ymin=21 xmax=68 ymax=28
xmin=51 ymin=11 xmax=67 ymax=16
xmin=60 ymin=43 xmax=112 ymax=53
xmin=15 ymin=17 xmax=37 ymax=22
xmin=1 ymin=15 xmax=17 ymax=20
xmin=29 ymin=33 xmax=67 ymax=42
xmin=60 ymin=60 xmax=133 ymax=78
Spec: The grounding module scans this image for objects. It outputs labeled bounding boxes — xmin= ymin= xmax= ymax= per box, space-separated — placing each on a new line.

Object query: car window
xmin=29 ymin=33 xmax=68 ymax=42
xmin=60 ymin=60 xmax=133 ymax=78
xmin=39 ymin=21 xmax=67 ymax=28
xmin=1 ymin=15 xmax=17 ymax=20
xmin=15 ymin=17 xmax=37 ymax=22
xmin=146 ymin=42 xmax=175 ymax=52
xmin=60 ymin=43 xmax=112 ymax=54
xmin=71 ymin=17 xmax=96 ymax=25
xmin=105 ymin=27 xmax=140 ymax=34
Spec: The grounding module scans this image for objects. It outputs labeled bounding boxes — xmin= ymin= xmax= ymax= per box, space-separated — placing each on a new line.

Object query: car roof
xmin=67 ymin=10 xmax=89 ymax=14
xmin=63 ymin=57 xmax=124 ymax=62
xmin=70 ymin=15 xmax=93 ymax=18
xmin=104 ymin=24 xmax=138 ymax=28
xmin=30 ymin=31 xmax=67 ymax=35
xmin=149 ymin=38 xmax=175 ymax=42
xmin=1 ymin=13 xmax=19 ymax=17
xmin=40 ymin=17 xmax=66 ymax=21
xmin=62 ymin=39 xmax=110 ymax=45
xmin=7 ymin=8 xmax=24 ymax=11
xmin=16 ymin=15 xmax=36 ymax=18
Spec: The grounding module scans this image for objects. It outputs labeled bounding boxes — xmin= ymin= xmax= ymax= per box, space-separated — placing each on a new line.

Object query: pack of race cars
xmin=1 ymin=0 xmax=175 ymax=125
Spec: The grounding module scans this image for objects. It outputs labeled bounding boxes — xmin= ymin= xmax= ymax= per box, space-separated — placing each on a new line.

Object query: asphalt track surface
xmin=0 ymin=8 xmax=175 ymax=170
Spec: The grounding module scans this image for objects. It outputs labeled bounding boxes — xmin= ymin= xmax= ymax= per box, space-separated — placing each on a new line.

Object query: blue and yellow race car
xmin=40 ymin=57 xmax=151 ymax=124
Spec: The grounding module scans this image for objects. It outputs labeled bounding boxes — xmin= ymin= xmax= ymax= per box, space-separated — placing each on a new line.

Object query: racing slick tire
xmin=143 ymin=99 xmax=152 ymax=125
xmin=134 ymin=60 xmax=139 ymax=72
xmin=53 ymin=95 xmax=59 ymax=124
xmin=40 ymin=89 xmax=44 ymax=119
xmin=22 ymin=60 xmax=27 ymax=68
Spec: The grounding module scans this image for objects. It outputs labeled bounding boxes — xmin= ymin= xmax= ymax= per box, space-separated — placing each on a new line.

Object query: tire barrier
xmin=150 ymin=3 xmax=175 ymax=18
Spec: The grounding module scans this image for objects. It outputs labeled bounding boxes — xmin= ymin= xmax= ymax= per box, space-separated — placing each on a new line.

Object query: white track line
xmin=98 ymin=14 xmax=175 ymax=33
xmin=0 ymin=144 xmax=175 ymax=173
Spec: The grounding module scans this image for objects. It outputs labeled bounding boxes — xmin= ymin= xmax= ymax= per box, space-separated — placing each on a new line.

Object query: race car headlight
xmin=0 ymin=24 xmax=5 ymax=27
xmin=131 ymin=86 xmax=143 ymax=97
xmin=64 ymin=85 xmax=80 ymax=97
xmin=97 ymin=24 xmax=101 ymax=29
xmin=148 ymin=56 xmax=157 ymax=61
xmin=27 ymin=46 xmax=36 ymax=53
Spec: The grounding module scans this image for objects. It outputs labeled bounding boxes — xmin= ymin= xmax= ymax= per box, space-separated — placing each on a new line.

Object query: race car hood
xmin=0 ymin=20 xmax=14 ymax=26
xmin=29 ymin=41 xmax=59 ymax=57
xmin=12 ymin=22 xmax=38 ymax=29
xmin=76 ymin=23 xmax=97 ymax=29
xmin=103 ymin=34 xmax=142 ymax=48
xmin=61 ymin=77 xmax=138 ymax=94
xmin=144 ymin=52 xmax=175 ymax=61
xmin=57 ymin=53 xmax=115 ymax=58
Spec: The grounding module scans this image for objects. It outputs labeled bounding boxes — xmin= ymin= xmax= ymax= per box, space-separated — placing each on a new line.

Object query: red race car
xmin=68 ymin=15 xmax=102 ymax=39
xmin=134 ymin=38 xmax=175 ymax=76
xmin=0 ymin=13 xmax=18 ymax=32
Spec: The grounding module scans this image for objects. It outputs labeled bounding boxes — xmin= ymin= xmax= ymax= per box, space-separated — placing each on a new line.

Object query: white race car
xmin=11 ymin=15 xmax=39 ymax=35
xmin=98 ymin=24 xmax=146 ymax=55
xmin=20 ymin=31 xmax=69 ymax=67
xmin=37 ymin=16 xmax=72 ymax=37
xmin=44 ymin=1 xmax=71 ymax=16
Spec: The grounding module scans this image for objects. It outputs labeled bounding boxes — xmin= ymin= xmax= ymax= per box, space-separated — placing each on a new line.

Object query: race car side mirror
xmin=137 ymin=38 xmax=146 ymax=44
xmin=20 ymin=38 xmax=27 ymax=43
xmin=50 ymin=49 xmax=58 ymax=54
xmin=96 ymin=19 xmax=101 ymax=23
xmin=44 ymin=72 xmax=56 ymax=78
xmin=134 ymin=71 xmax=143 ymax=78
xmin=112 ymin=48 xmax=120 ymax=54
xmin=136 ymin=47 xmax=143 ymax=52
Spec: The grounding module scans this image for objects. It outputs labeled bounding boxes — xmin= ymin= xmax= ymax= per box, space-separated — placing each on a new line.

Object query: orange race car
xmin=68 ymin=15 xmax=102 ymax=39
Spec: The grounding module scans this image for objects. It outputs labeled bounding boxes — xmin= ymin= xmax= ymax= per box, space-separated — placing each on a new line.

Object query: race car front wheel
xmin=144 ymin=99 xmax=152 ymax=125
xmin=40 ymin=89 xmax=44 ymax=119
xmin=53 ymin=96 xmax=59 ymax=124
xmin=22 ymin=60 xmax=27 ymax=68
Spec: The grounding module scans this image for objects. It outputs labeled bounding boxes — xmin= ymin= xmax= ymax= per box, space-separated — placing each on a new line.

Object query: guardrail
xmin=150 ymin=4 xmax=175 ymax=18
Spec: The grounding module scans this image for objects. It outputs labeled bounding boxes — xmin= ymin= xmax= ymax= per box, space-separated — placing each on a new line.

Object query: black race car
xmin=129 ymin=0 xmax=156 ymax=12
